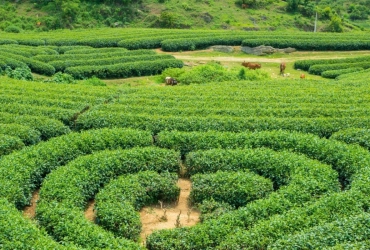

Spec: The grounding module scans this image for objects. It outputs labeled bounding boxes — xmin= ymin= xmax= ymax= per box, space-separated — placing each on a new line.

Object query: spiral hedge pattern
xmin=1 ymin=61 xmax=370 ymax=249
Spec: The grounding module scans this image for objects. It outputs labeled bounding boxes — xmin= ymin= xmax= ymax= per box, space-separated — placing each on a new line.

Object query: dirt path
xmin=23 ymin=190 xmax=39 ymax=219
xmin=156 ymin=47 xmax=370 ymax=63
xmin=171 ymin=55 xmax=287 ymax=63
xmin=140 ymin=178 xmax=200 ymax=244
xmin=85 ymin=200 xmax=96 ymax=222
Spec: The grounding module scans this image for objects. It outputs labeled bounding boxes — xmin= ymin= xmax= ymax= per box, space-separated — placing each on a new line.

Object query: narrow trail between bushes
xmin=85 ymin=200 xmax=96 ymax=222
xmin=140 ymin=178 xmax=200 ymax=244
xmin=23 ymin=189 xmax=39 ymax=219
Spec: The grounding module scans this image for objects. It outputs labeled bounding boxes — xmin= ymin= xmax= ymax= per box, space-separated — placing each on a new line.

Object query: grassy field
xmin=103 ymin=47 xmax=370 ymax=86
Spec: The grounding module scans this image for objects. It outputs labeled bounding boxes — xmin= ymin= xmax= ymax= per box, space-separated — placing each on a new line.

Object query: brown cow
xmin=280 ymin=62 xmax=286 ymax=75
xmin=242 ymin=61 xmax=261 ymax=70
xmin=300 ymin=74 xmax=306 ymax=79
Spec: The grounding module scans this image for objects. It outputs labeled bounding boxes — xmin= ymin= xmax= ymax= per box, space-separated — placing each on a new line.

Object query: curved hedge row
xmin=217 ymin=191 xmax=368 ymax=249
xmin=0 ymin=80 xmax=118 ymax=107
xmin=336 ymin=68 xmax=370 ymax=81
xmin=0 ymin=55 xmax=28 ymax=69
xmin=51 ymin=54 xmax=175 ymax=72
xmin=0 ymin=46 xmax=34 ymax=57
xmin=242 ymin=38 xmax=370 ymax=51
xmin=309 ymin=62 xmax=370 ymax=75
xmin=37 ymin=147 xmax=179 ymax=248
xmin=75 ymin=37 xmax=126 ymax=47
xmin=294 ymin=55 xmax=370 ymax=71
xmin=36 ymin=201 xmax=144 ymax=250
xmin=157 ymin=130 xmax=370 ymax=187
xmin=93 ymin=103 xmax=370 ymax=119
xmin=185 ymin=148 xmax=332 ymax=188
xmin=116 ymin=32 xmax=225 ymax=50
xmin=321 ymin=67 xmax=363 ymax=79
xmin=0 ymin=39 xmax=18 ymax=45
xmin=0 ymin=134 xmax=24 ymax=156
xmin=64 ymin=47 xmax=128 ymax=54
xmin=95 ymin=171 xmax=180 ymax=240
xmin=0 ymin=103 xmax=78 ymax=126
xmin=0 ymin=123 xmax=41 ymax=145
xmin=161 ymin=35 xmax=247 ymax=52
xmin=0 ymin=51 xmax=55 ymax=76
xmin=331 ymin=128 xmax=370 ymax=150
xmin=328 ymin=240 xmax=370 ymax=250
xmin=0 ymin=44 xmax=58 ymax=56
xmin=269 ymin=212 xmax=370 ymax=249
xmin=118 ymin=37 xmax=165 ymax=50
xmin=0 ymin=112 xmax=70 ymax=140
xmin=33 ymin=49 xmax=156 ymax=62
xmin=65 ymin=58 xmax=184 ymax=79
xmin=0 ymin=128 xmax=152 ymax=209
xmin=190 ymin=170 xmax=273 ymax=207
xmin=0 ymin=198 xmax=71 ymax=250
xmin=17 ymin=39 xmax=46 ymax=46
xmin=76 ymin=111 xmax=370 ymax=138
xmin=52 ymin=45 xmax=92 ymax=54
xmin=0 ymin=94 xmax=88 ymax=110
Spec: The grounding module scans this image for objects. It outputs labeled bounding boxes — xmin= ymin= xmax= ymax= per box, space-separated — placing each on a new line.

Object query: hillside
xmin=1 ymin=0 xmax=369 ymax=32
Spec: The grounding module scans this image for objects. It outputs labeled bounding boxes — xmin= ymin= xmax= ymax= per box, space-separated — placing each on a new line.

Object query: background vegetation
xmin=0 ymin=0 xmax=369 ymax=32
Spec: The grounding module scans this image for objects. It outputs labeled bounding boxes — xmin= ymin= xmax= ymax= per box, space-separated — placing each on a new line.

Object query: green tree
xmin=327 ymin=14 xmax=344 ymax=32
xmin=300 ymin=0 xmax=316 ymax=17
xmin=57 ymin=0 xmax=80 ymax=25
xmin=159 ymin=11 xmax=176 ymax=28
xmin=287 ymin=0 xmax=301 ymax=12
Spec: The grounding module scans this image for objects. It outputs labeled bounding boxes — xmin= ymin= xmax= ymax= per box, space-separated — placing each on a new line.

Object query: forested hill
xmin=1 ymin=0 xmax=369 ymax=32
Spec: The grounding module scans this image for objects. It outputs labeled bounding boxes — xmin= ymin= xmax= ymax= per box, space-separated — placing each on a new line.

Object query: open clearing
xmin=139 ymin=179 xmax=199 ymax=244
xmin=82 ymin=178 xmax=199 ymax=244
xmin=105 ymin=47 xmax=370 ymax=86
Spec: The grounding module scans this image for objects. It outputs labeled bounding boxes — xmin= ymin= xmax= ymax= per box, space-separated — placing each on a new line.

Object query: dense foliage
xmin=190 ymin=170 xmax=273 ymax=207
xmin=0 ymin=0 xmax=368 ymax=31
xmin=295 ymin=55 xmax=370 ymax=78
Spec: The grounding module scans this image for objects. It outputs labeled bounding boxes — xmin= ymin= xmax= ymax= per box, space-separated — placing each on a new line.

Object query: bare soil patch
xmin=140 ymin=178 xmax=200 ymax=244
xmin=23 ymin=189 xmax=39 ymax=219
xmin=85 ymin=200 xmax=96 ymax=222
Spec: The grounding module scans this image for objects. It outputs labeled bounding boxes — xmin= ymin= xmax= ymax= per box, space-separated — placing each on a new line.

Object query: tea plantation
xmin=1 ymin=29 xmax=370 ymax=249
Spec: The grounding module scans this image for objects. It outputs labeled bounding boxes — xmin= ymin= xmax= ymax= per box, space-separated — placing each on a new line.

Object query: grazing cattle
xmin=242 ymin=61 xmax=261 ymax=70
xmin=165 ymin=76 xmax=177 ymax=85
xmin=280 ymin=62 xmax=286 ymax=75
xmin=300 ymin=74 xmax=306 ymax=79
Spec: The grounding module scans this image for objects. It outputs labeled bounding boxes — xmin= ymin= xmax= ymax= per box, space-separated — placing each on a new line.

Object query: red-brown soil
xmin=139 ymin=178 xmax=200 ymax=244
xmin=23 ymin=189 xmax=39 ymax=219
